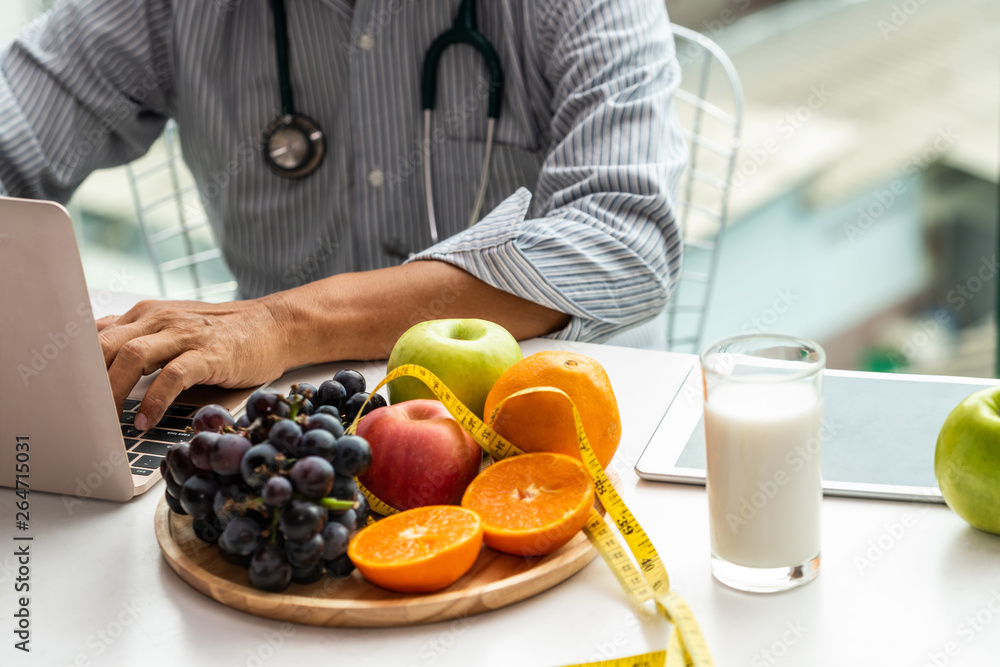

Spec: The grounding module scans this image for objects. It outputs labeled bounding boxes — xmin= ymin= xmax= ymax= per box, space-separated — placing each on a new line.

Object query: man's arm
xmin=0 ymin=0 xmax=173 ymax=201
xmin=99 ymin=260 xmax=569 ymax=430
xmin=99 ymin=0 xmax=684 ymax=427
xmin=407 ymin=0 xmax=687 ymax=342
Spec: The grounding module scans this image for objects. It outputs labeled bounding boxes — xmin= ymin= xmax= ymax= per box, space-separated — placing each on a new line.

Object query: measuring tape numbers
xmin=348 ymin=364 xmax=714 ymax=667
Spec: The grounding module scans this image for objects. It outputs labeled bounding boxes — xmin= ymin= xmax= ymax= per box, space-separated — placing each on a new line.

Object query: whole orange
xmin=482 ymin=351 xmax=621 ymax=469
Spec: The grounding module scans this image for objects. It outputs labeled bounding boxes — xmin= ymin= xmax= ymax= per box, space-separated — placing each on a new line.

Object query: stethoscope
xmin=262 ymin=0 xmax=326 ymax=178
xmin=263 ymin=0 xmax=503 ymax=250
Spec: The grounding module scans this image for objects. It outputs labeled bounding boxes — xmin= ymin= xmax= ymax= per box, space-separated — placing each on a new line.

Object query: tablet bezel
xmin=634 ymin=367 xmax=1000 ymax=503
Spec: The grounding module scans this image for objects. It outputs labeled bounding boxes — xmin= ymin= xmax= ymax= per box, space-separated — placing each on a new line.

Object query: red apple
xmin=356 ymin=399 xmax=482 ymax=510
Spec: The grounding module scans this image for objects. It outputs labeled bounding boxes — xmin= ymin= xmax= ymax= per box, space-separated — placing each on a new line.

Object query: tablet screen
xmin=644 ymin=371 xmax=997 ymax=498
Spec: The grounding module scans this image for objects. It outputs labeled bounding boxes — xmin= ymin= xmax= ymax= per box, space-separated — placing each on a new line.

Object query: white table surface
xmin=4 ymin=338 xmax=1000 ymax=667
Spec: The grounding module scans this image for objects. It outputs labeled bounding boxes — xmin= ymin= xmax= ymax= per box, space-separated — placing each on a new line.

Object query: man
xmin=0 ymin=0 xmax=686 ymax=430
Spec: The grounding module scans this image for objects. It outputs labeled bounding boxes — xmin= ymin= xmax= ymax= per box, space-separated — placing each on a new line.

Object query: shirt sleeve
xmin=0 ymin=0 xmax=174 ymax=203
xmin=409 ymin=0 xmax=687 ymax=343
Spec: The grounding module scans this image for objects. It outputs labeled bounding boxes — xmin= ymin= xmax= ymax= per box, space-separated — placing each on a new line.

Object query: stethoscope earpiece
xmin=263 ymin=114 xmax=326 ymax=179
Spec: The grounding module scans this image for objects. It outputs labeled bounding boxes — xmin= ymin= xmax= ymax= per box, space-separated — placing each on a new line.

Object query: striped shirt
xmin=0 ymin=0 xmax=687 ymax=343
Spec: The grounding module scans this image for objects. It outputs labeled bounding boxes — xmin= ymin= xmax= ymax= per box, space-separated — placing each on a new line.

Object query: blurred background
xmin=3 ymin=0 xmax=999 ymax=375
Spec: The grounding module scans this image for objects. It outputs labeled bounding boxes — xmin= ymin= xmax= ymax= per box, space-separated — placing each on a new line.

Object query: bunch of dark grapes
xmin=161 ymin=369 xmax=383 ymax=592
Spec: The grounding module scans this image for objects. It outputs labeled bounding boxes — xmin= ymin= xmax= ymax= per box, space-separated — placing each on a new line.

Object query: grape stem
xmin=278 ymin=393 xmax=298 ymax=421
xmin=236 ymin=416 xmax=265 ymax=437
xmin=267 ymin=509 xmax=281 ymax=545
xmin=290 ymin=492 xmax=355 ymax=511
xmin=319 ymin=497 xmax=357 ymax=511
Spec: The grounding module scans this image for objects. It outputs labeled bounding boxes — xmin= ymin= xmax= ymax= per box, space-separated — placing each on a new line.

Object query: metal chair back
xmin=666 ymin=24 xmax=744 ymax=353
xmin=127 ymin=25 xmax=743 ymax=340
xmin=127 ymin=120 xmax=237 ymax=302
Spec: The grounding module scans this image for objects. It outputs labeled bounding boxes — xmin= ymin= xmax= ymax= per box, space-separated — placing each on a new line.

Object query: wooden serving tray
xmin=154 ymin=496 xmax=598 ymax=627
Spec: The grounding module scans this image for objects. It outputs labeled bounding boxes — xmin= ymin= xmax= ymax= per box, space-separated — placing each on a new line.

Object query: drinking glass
xmin=700 ymin=334 xmax=825 ymax=593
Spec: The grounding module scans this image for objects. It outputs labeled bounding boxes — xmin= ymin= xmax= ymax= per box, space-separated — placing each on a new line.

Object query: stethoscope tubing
xmin=263 ymin=0 xmax=502 ymax=255
xmin=420 ymin=0 xmax=503 ymax=246
xmin=270 ymin=0 xmax=295 ymax=116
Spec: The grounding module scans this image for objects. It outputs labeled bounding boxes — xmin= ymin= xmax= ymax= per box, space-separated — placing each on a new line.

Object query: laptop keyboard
xmin=121 ymin=399 xmax=200 ymax=477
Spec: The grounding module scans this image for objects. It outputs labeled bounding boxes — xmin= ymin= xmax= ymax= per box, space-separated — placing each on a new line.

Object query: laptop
xmin=634 ymin=357 xmax=1000 ymax=503
xmin=0 ymin=196 xmax=255 ymax=501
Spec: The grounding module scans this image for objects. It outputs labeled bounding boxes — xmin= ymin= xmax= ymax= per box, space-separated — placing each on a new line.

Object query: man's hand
xmin=96 ymin=261 xmax=570 ymax=433
xmin=99 ymin=297 xmax=291 ymax=430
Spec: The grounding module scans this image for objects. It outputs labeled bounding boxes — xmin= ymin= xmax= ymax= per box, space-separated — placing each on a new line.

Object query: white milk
xmin=705 ymin=381 xmax=822 ymax=568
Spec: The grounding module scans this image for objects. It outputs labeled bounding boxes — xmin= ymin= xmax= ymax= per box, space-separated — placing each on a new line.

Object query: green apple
xmin=387 ymin=319 xmax=522 ymax=419
xmin=935 ymin=386 xmax=1000 ymax=534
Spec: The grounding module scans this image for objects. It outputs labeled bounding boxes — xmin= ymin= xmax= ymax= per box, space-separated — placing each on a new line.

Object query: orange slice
xmin=461 ymin=452 xmax=595 ymax=557
xmin=347 ymin=506 xmax=483 ymax=593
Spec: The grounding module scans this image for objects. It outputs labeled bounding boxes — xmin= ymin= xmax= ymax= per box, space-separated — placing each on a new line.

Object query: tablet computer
xmin=634 ymin=368 xmax=999 ymax=503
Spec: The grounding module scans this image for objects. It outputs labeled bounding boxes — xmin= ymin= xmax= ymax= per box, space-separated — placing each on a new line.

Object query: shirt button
xmin=358 ymin=33 xmax=374 ymax=51
xmin=367 ymin=168 xmax=385 ymax=188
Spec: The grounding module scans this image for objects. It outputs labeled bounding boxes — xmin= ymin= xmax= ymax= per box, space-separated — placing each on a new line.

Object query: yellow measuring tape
xmin=348 ymin=364 xmax=713 ymax=667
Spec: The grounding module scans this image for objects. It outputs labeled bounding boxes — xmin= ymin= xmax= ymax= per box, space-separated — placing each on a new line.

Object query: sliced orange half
xmin=461 ymin=452 xmax=595 ymax=557
xmin=347 ymin=505 xmax=483 ymax=593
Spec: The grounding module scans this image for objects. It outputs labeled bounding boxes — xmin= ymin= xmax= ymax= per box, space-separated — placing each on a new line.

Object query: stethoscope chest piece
xmin=263 ymin=113 xmax=326 ymax=178
xmin=264 ymin=0 xmax=326 ymax=179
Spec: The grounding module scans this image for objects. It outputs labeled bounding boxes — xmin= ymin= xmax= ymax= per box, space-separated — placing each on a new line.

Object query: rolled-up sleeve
xmin=410 ymin=0 xmax=687 ymax=342
xmin=0 ymin=0 xmax=174 ymax=203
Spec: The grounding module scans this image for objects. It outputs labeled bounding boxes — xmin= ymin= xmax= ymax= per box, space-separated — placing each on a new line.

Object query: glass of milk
xmin=700 ymin=334 xmax=825 ymax=593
